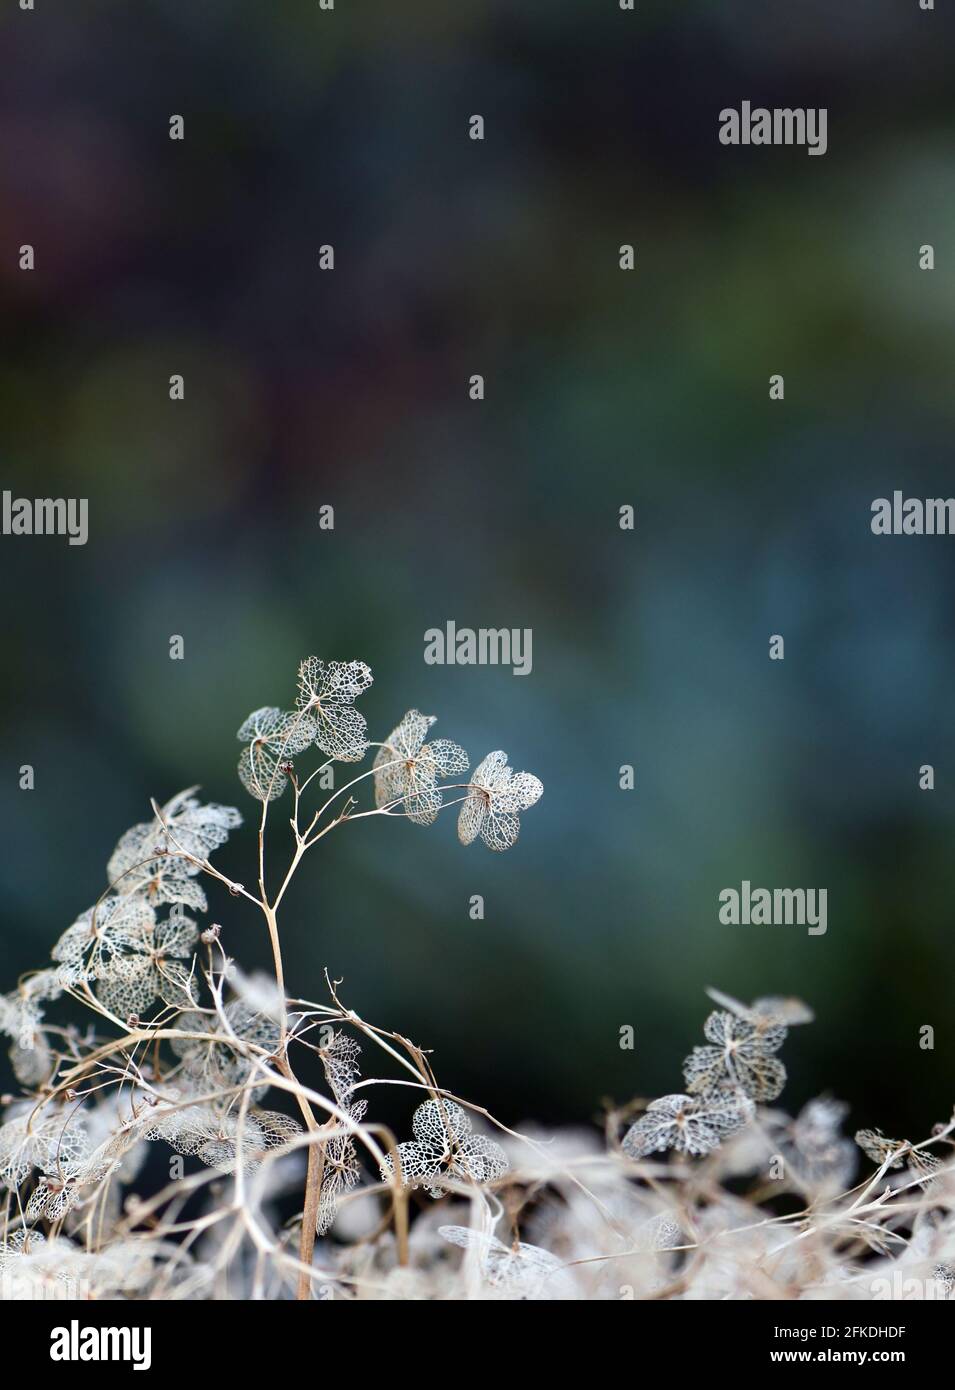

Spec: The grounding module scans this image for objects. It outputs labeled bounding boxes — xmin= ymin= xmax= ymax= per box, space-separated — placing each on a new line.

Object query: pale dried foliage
xmin=1 ymin=659 xmax=952 ymax=1301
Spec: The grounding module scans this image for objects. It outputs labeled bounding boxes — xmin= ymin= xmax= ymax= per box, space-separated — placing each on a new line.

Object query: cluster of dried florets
xmin=622 ymin=988 xmax=813 ymax=1161
xmin=0 ymin=656 xmax=546 ymax=1299
xmin=1 ymin=656 xmax=952 ymax=1300
xmin=235 ymin=659 xmax=542 ymax=850
xmin=381 ymin=1099 xmax=509 ymax=1198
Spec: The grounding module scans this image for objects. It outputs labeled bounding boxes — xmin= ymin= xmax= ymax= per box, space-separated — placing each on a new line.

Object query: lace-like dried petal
xmin=236 ymin=707 xmax=313 ymax=755
xmin=87 ymin=911 xmax=198 ymax=1018
xmin=907 ymin=1149 xmax=941 ymax=1187
xmin=439 ymin=1226 xmax=567 ymax=1299
xmin=853 ymin=1128 xmax=939 ymax=1187
xmin=298 ymin=657 xmax=373 ymax=704
xmin=144 ymin=1094 xmax=212 ymax=1157
xmin=0 ymin=1110 xmax=90 ymax=1190
xmin=156 ymin=958 xmax=200 ymax=1010
xmin=151 ymin=913 xmax=197 ymax=959
xmin=158 ymin=791 xmax=243 ymax=859
xmin=236 ymin=708 xmax=314 ymax=801
xmin=623 ymin=1092 xmax=753 ymax=1160
xmin=314 ymin=703 xmax=369 ymax=763
xmin=381 ymin=1098 xmax=508 ymax=1197
xmin=422 ymin=738 xmax=470 ymax=779
xmin=107 ymin=793 xmax=238 ymax=905
xmin=702 ymin=1009 xmax=786 ymax=1054
xmin=317 ymin=1100 xmax=367 ymax=1235
xmin=145 ymin=1094 xmax=299 ymax=1174
xmin=0 ymin=970 xmax=62 ymax=1085
xmin=195 ymin=1110 xmax=301 ymax=1174
xmin=95 ymin=957 xmax=159 ymax=1019
xmin=383 ymin=1140 xmax=438 ymax=1191
xmin=376 ymin=710 xmax=436 ymax=772
xmin=403 ymin=782 xmax=444 ymax=826
xmin=238 ymin=740 xmax=287 ymax=802
xmin=457 ymin=750 xmax=542 ymax=851
xmin=456 ymin=791 xmax=486 ymax=848
xmin=683 ymin=1011 xmax=788 ymax=1102
xmin=172 ymin=1002 xmax=280 ymax=1095
xmin=854 ymin=1128 xmax=907 ymax=1170
xmin=52 ymin=897 xmax=157 ymax=984
xmin=412 ymin=1099 xmax=473 ymax=1146
xmin=76 ymin=1125 xmax=148 ymax=1191
xmin=793 ymin=1097 xmax=849 ymax=1149
xmin=0 ymin=1229 xmax=45 ymax=1265
xmin=319 ymin=1030 xmax=361 ymax=1103
xmin=17 ymin=969 xmax=64 ymax=1006
xmin=296 ymin=658 xmax=372 ymax=762
xmin=10 ymin=1035 xmax=54 ymax=1088
xmin=706 ymin=986 xmax=814 ymax=1027
xmin=373 ymin=712 xmax=469 ymax=826
xmin=448 ymin=1133 xmax=511 ymax=1186
xmin=26 ymin=1175 xmax=80 ymax=1223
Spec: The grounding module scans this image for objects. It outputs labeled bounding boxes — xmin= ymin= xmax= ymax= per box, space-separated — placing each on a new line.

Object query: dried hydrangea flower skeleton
xmin=623 ymin=1092 xmax=754 ymax=1161
xmin=237 ymin=709 xmax=314 ymax=802
xmin=1 ymin=654 xmax=542 ymax=1301
xmin=457 ymin=751 xmax=543 ymax=852
xmin=311 ymin=1029 xmax=366 ymax=1236
xmin=683 ymin=1010 xmax=789 ymax=1104
xmin=381 ymin=1098 xmax=509 ymax=1199
xmin=107 ymin=792 xmax=242 ymax=907
xmin=855 ymin=1127 xmax=942 ymax=1187
xmin=295 ymin=658 xmax=373 ymax=763
xmin=622 ymin=990 xmax=806 ymax=1164
xmin=6 ymin=652 xmax=952 ymax=1302
xmin=373 ymin=710 xmax=469 ymax=825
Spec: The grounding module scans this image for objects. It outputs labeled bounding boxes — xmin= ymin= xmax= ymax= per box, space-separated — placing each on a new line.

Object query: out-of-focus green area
xmin=1 ymin=1 xmax=954 ymax=1138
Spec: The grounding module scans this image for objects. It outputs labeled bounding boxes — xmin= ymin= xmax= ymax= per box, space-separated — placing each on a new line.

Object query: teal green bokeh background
xmin=1 ymin=1 xmax=954 ymax=1139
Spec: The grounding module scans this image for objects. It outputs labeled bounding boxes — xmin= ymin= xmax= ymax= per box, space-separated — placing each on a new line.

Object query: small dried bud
xmin=202 ymin=923 xmax=222 ymax=944
xmin=126 ymin=1013 xmax=140 ymax=1029
xmin=228 ymin=882 xmax=244 ymax=896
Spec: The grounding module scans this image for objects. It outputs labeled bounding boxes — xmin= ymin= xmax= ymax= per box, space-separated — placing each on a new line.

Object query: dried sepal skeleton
xmin=380 ymin=1098 xmax=509 ymax=1197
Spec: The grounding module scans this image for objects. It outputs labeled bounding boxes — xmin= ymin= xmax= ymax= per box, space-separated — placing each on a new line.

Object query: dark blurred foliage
xmin=1 ymin=1 xmax=954 ymax=1141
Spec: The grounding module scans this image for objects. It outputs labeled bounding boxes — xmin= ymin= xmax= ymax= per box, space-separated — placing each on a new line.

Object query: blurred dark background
xmin=1 ymin=1 xmax=954 ymax=1144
